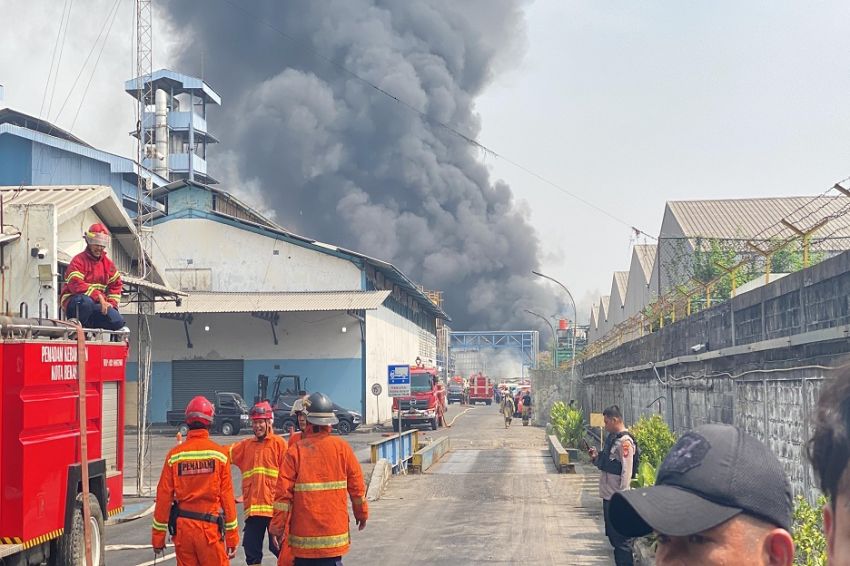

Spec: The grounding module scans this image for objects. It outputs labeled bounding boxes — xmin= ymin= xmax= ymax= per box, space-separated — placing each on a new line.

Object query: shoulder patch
xmin=621 ymin=439 xmax=631 ymax=458
xmin=660 ymin=431 xmax=711 ymax=475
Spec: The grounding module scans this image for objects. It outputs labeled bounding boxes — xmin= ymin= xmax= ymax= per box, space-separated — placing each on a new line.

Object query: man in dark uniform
xmin=588 ymin=405 xmax=634 ymax=566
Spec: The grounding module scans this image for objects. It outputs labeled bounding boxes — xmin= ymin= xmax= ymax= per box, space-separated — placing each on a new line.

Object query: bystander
xmin=610 ymin=423 xmax=794 ymax=565
xmin=807 ymin=375 xmax=850 ymax=565
xmin=588 ymin=405 xmax=635 ymax=566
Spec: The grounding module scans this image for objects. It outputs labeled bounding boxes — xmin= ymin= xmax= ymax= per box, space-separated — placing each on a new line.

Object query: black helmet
xmin=304 ymin=392 xmax=338 ymax=426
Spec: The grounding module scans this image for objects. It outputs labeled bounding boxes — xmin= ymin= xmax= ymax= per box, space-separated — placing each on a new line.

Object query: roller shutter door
xmin=171 ymin=360 xmax=244 ymax=411
xmin=102 ymin=382 xmax=119 ymax=472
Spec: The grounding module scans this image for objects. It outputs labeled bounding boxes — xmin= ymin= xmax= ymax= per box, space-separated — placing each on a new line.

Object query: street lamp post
xmin=525 ymin=309 xmax=557 ymax=370
xmin=532 ymin=271 xmax=578 ymax=386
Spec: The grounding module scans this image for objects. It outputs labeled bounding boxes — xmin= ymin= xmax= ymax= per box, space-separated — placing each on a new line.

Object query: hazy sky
xmin=3 ymin=1 xmax=850 ymax=322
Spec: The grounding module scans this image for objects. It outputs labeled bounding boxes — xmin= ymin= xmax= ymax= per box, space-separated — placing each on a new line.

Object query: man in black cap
xmin=609 ymin=423 xmax=794 ymax=565
xmin=807 ymin=375 xmax=850 ymax=564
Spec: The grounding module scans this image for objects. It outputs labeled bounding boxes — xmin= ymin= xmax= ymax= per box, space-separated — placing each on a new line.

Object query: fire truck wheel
xmin=430 ymin=416 xmax=438 ymax=431
xmin=486 ymin=400 xmax=492 ymax=406
xmin=53 ymin=493 xmax=105 ymax=566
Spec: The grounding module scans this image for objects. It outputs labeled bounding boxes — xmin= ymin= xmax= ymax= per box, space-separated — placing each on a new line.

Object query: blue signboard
xmin=388 ymin=364 xmax=411 ymax=397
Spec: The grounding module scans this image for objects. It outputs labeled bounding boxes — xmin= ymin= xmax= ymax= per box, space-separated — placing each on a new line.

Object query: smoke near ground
xmin=161 ymin=0 xmax=561 ymax=329
xmin=453 ymin=349 xmax=525 ymax=381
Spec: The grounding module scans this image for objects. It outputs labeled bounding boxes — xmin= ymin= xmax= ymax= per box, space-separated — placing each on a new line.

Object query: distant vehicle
xmin=392 ymin=362 xmax=447 ymax=431
xmin=447 ymin=376 xmax=466 ymax=404
xmin=167 ymin=391 xmax=250 ymax=436
xmin=467 ymin=372 xmax=493 ymax=405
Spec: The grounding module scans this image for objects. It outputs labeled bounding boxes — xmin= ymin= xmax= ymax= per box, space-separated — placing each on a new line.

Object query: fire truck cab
xmin=391 ymin=360 xmax=447 ymax=431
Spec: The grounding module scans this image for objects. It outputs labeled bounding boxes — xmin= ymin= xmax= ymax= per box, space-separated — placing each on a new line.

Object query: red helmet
xmin=185 ymin=395 xmax=215 ymax=426
xmin=250 ymin=401 xmax=274 ymax=421
xmin=84 ymin=223 xmax=110 ymax=247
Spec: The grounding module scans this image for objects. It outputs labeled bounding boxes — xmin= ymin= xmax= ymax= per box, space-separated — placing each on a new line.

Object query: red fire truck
xmin=391 ymin=361 xmax=447 ymax=431
xmin=467 ymin=372 xmax=493 ymax=405
xmin=0 ymin=321 xmax=129 ymax=565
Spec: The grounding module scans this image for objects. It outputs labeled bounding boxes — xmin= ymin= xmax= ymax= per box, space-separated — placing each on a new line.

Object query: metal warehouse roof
xmin=633 ymin=244 xmax=657 ymax=281
xmin=154 ymin=290 xmax=392 ymax=314
xmin=666 ymin=196 xmax=850 ymax=242
xmin=612 ymin=272 xmax=628 ymax=307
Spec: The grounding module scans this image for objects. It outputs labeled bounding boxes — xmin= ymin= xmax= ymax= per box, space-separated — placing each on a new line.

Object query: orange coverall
xmin=152 ymin=429 xmax=239 ymax=565
xmin=229 ymin=431 xmax=288 ymax=518
xmin=270 ymin=428 xmax=368 ymax=561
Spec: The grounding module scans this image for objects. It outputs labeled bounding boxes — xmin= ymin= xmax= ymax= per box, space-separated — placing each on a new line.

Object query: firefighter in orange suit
xmin=152 ymin=396 xmax=239 ymax=565
xmin=270 ymin=392 xmax=368 ymax=566
xmin=229 ymin=401 xmax=288 ymax=565
xmin=277 ymin=408 xmax=310 ymax=566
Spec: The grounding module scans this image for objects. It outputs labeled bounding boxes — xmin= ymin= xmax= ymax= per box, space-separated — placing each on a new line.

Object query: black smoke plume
xmin=161 ymin=0 xmax=562 ymax=329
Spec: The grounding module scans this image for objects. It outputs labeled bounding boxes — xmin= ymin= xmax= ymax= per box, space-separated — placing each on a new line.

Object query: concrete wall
xmin=530 ymin=369 xmax=575 ymax=429
xmin=364 ymin=306 xmax=425 ymax=424
xmin=152 ymin=217 xmax=362 ymax=292
xmin=577 ymin=249 xmax=850 ymax=501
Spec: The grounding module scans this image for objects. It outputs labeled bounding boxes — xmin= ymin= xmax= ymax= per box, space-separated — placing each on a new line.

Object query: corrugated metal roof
xmin=612 ymin=272 xmax=628 ymax=306
xmin=154 ymin=290 xmax=391 ymax=314
xmin=666 ymin=196 xmax=850 ymax=242
xmin=0 ymin=122 xmax=170 ymax=187
xmin=590 ymin=304 xmax=599 ymax=328
xmin=0 ymin=185 xmax=110 ymax=224
xmin=599 ymin=296 xmax=610 ymax=321
xmin=2 ymin=185 xmax=172 ymax=292
xmin=125 ymin=69 xmax=222 ymax=106
xmin=633 ymin=244 xmax=657 ymax=281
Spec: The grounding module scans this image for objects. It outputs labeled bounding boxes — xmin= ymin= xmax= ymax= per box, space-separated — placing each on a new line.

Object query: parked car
xmin=275 ymin=399 xmax=362 ymax=435
xmin=167 ymin=391 xmax=250 ymax=436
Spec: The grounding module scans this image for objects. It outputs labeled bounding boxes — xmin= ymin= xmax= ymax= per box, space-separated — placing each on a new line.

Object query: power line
xmin=214 ymin=0 xmax=651 ymax=237
xmin=69 ymin=0 xmax=123 ymax=130
xmin=53 ymin=0 xmax=123 ymax=126
xmin=39 ymin=0 xmax=72 ymax=119
xmin=45 ymin=0 xmax=75 ymax=121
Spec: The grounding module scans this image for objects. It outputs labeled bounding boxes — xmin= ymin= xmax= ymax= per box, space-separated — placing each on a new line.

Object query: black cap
xmin=610 ymin=423 xmax=792 ymax=537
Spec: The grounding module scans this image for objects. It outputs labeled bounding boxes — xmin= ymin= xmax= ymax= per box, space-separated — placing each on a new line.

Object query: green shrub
xmin=550 ymin=401 xmax=585 ymax=448
xmin=792 ymin=495 xmax=827 ymax=566
xmin=630 ymin=414 xmax=676 ymax=469
xmin=633 ymin=460 xmax=657 ymax=489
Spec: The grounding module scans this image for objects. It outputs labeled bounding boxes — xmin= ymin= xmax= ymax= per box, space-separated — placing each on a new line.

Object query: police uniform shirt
xmin=598 ymin=433 xmax=634 ymax=501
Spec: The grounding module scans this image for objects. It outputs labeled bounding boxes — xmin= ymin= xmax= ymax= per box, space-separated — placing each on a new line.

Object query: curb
xmin=365 ymin=458 xmax=392 ymax=502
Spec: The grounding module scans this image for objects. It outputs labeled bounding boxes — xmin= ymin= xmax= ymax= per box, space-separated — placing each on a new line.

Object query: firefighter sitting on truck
xmin=60 ymin=223 xmax=126 ymax=331
xmin=152 ymin=395 xmax=239 ymax=565
xmin=228 ymin=401 xmax=288 ymax=565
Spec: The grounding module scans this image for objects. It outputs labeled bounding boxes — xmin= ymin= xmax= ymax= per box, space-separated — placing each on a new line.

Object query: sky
xmin=2 ymin=1 xmax=850 ymax=326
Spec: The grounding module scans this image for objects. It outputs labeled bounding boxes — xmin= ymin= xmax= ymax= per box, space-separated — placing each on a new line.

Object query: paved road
xmin=106 ymin=403 xmax=609 ymax=565
xmin=106 ymin=405 xmax=465 ymax=565
xmin=346 ymin=403 xmax=610 ymax=565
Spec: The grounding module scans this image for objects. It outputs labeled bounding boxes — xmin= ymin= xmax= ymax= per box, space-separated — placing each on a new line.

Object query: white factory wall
xmin=152 ymin=217 xmax=362 ymax=292
xmin=364 ymin=305 xmax=430 ymax=424
xmin=4 ymin=204 xmax=59 ymax=317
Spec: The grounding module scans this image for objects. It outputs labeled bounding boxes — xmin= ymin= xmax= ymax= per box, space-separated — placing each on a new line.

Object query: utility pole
xmin=531 ymin=271 xmax=577 ymax=381
xmin=134 ymin=0 xmax=154 ymax=496
xmin=525 ymin=309 xmax=556 ymax=370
